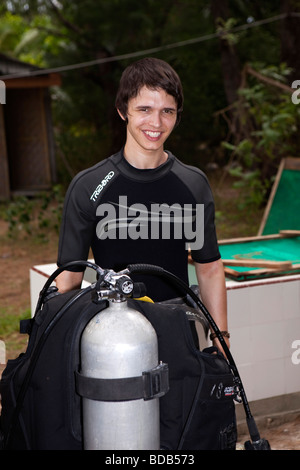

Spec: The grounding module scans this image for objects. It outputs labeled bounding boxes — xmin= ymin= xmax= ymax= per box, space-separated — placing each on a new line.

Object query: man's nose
xmin=149 ymin=111 xmax=162 ymax=127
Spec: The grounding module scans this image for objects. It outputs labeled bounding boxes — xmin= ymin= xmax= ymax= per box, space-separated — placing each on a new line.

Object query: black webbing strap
xmin=75 ymin=362 xmax=169 ymax=402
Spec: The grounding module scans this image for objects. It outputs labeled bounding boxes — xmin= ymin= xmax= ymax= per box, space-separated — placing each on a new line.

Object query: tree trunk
xmin=280 ymin=0 xmax=300 ymax=83
xmin=210 ymin=0 xmax=242 ymax=106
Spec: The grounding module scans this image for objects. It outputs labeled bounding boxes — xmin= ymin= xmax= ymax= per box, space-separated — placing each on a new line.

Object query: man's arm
xmin=194 ymin=258 xmax=230 ymax=352
xmin=56 ymin=270 xmax=84 ymax=293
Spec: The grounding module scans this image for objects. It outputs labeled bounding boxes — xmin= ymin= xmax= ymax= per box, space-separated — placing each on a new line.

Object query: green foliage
xmin=0 ymin=307 xmax=30 ymax=357
xmin=0 ymin=0 xmax=229 ymax=172
xmin=0 ymin=11 xmax=27 ymax=54
xmin=0 ymin=10 xmax=66 ymax=66
xmin=215 ymin=17 xmax=239 ymax=46
xmin=0 ymin=307 xmax=30 ymax=337
xmin=222 ymin=63 xmax=300 ymax=208
xmin=3 ymin=196 xmax=33 ymax=236
xmin=0 ymin=1 xmax=290 ymax=183
xmin=2 ymin=185 xmax=64 ymax=242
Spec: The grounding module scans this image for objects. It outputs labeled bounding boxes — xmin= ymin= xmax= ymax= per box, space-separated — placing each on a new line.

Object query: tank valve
xmin=115 ymin=276 xmax=134 ymax=295
xmin=95 ymin=270 xmax=134 ymax=301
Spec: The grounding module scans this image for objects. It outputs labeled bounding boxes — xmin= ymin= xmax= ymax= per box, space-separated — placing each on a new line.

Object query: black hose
xmin=34 ymin=260 xmax=104 ymax=314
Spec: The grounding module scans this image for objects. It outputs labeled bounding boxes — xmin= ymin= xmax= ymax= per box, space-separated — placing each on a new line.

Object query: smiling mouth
xmin=144 ymin=130 xmax=162 ymax=138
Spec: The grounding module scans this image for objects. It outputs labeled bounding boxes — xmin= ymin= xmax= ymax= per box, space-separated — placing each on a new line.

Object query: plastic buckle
xmin=143 ymin=362 xmax=169 ymax=400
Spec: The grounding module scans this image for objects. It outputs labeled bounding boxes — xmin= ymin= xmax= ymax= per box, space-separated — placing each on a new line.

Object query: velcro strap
xmin=75 ymin=362 xmax=169 ymax=402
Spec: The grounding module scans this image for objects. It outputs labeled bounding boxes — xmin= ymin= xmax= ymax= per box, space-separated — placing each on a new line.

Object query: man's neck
xmin=123 ymin=146 xmax=168 ymax=169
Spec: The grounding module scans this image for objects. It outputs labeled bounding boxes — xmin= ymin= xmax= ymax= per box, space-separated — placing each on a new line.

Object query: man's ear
xmin=117 ymin=108 xmax=127 ymax=121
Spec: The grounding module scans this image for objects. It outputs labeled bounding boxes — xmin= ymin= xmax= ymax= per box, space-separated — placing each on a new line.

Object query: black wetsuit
xmin=57 ymin=149 xmax=220 ymax=301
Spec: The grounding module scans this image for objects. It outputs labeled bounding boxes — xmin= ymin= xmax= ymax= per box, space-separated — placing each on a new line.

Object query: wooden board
xmin=189 ymin=232 xmax=300 ymax=281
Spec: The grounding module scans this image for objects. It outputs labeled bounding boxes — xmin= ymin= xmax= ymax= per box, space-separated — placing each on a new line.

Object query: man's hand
xmin=56 ymin=270 xmax=84 ymax=293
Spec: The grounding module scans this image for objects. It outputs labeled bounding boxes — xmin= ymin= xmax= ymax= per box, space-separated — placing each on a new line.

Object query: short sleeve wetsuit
xmin=57 ymin=149 xmax=220 ymax=301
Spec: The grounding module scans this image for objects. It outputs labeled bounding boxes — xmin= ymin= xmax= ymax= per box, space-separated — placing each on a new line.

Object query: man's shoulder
xmin=69 ymin=152 xmax=120 ymax=190
xmin=63 ymin=152 xmax=121 ymax=207
xmin=170 ymin=154 xmax=209 ymax=184
xmin=76 ymin=153 xmax=119 ymax=180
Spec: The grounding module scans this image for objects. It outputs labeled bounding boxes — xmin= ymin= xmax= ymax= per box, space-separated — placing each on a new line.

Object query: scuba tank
xmin=76 ymin=268 xmax=169 ymax=450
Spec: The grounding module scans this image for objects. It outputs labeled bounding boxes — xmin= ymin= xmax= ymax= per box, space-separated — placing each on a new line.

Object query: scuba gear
xmin=0 ymin=261 xmax=270 ymax=450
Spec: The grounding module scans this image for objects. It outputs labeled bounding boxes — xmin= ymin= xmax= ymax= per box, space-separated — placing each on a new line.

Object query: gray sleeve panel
xmin=170 ymin=158 xmax=221 ymax=263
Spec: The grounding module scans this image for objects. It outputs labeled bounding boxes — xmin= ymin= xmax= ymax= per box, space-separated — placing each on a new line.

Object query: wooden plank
xmin=223 ymin=266 xmax=280 ymax=277
xmin=0 ymin=104 xmax=10 ymax=199
xmin=257 ymin=158 xmax=285 ymax=236
xmin=224 ymin=263 xmax=300 ymax=279
xmin=284 ymin=156 xmax=300 ymax=171
xmin=218 ymin=231 xmax=300 ymax=246
xmin=218 ymin=233 xmax=282 ymax=245
xmin=4 ymin=73 xmax=61 ymax=89
xmin=279 ymin=230 xmax=300 ymax=237
xmin=222 ymin=259 xmax=292 ymax=269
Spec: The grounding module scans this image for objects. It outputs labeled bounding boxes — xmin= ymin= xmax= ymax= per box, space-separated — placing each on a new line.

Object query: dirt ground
xmin=1 ymin=203 xmax=300 ymax=451
xmin=236 ymin=413 xmax=300 ymax=450
xmin=0 ymin=219 xmax=60 ymax=351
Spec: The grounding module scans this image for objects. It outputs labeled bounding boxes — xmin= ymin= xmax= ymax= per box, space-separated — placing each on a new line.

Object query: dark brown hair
xmin=115 ymin=57 xmax=184 ymax=125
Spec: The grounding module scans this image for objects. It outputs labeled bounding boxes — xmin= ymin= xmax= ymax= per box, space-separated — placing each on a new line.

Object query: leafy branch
xmin=217 ymin=62 xmax=300 ymax=208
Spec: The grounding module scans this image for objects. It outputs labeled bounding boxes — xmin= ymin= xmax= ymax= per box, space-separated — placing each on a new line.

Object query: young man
xmin=56 ymin=57 xmax=229 ymax=351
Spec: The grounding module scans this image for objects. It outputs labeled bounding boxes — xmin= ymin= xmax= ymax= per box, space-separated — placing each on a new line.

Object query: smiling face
xmin=118 ymin=86 xmax=177 ymax=167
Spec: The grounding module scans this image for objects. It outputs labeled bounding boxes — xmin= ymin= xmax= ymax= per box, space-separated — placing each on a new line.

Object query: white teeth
xmin=145 ymin=131 xmax=161 ymax=137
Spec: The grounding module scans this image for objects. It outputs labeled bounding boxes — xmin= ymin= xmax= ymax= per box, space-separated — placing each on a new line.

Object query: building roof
xmin=0 ymin=52 xmax=61 ymax=88
xmin=0 ymin=52 xmax=39 ymax=75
